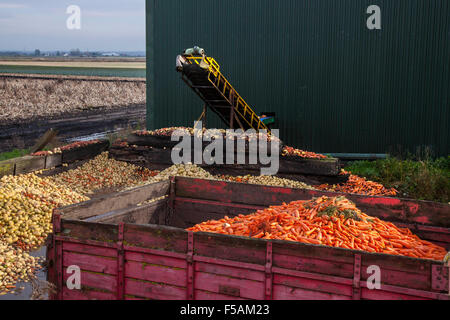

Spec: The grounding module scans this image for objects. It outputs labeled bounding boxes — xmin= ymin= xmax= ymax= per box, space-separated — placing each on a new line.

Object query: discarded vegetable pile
xmin=31 ymin=140 xmax=103 ymax=156
xmin=50 ymin=152 xmax=158 ymax=195
xmin=134 ymin=128 xmax=280 ymax=142
xmin=0 ymin=153 xmax=162 ymax=294
xmin=188 ymin=196 xmax=447 ymax=261
xmin=132 ymin=163 xmax=315 ymax=190
xmin=152 ymin=164 xmax=214 ymax=182
xmin=135 ymin=127 xmax=193 ymax=137
xmin=316 ymin=170 xmax=398 ymax=196
xmin=31 ymin=149 xmax=62 ymax=157
xmin=282 ymin=146 xmax=327 ymax=159
xmin=0 ymin=173 xmax=88 ymax=294
xmin=0 ymin=173 xmax=89 ymax=247
xmin=218 ymin=174 xmax=315 ymax=190
xmin=0 ymin=240 xmax=40 ymax=295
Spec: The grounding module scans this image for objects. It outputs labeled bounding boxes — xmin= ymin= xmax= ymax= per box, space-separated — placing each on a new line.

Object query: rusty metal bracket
xmin=265 ymin=242 xmax=273 ymax=300
xmin=116 ymin=223 xmax=125 ymax=300
xmin=352 ymin=254 xmax=362 ymax=300
xmin=186 ymin=232 xmax=195 ymax=300
xmin=166 ymin=177 xmax=176 ymax=225
xmin=432 ymin=264 xmax=450 ymax=295
xmin=448 ymin=257 xmax=450 ymax=296
xmin=444 ymin=251 xmax=450 ymax=296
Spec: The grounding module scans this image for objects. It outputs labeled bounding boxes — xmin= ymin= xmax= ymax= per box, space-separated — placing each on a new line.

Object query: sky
xmin=0 ymin=0 xmax=146 ymax=52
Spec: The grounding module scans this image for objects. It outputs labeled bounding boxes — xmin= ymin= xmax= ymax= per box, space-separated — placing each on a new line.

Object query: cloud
xmin=0 ymin=1 xmax=145 ymax=51
xmin=0 ymin=3 xmax=28 ymax=9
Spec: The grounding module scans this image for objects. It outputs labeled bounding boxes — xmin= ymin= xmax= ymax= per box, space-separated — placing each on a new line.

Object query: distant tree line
xmin=0 ymin=49 xmax=145 ymax=57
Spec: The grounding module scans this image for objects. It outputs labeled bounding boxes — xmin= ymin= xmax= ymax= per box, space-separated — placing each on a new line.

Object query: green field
xmin=0 ymin=65 xmax=146 ymax=78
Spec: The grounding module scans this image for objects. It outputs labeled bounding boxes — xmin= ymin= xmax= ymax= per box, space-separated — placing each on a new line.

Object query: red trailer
xmin=46 ymin=177 xmax=450 ymax=300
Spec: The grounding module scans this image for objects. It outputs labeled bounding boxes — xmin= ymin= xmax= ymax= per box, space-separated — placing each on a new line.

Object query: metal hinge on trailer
xmin=352 ymin=254 xmax=362 ymax=300
xmin=117 ymin=223 xmax=125 ymax=300
xmin=448 ymin=258 xmax=450 ymax=297
xmin=447 ymin=252 xmax=450 ymax=296
xmin=265 ymin=242 xmax=273 ymax=300
xmin=166 ymin=177 xmax=176 ymax=225
xmin=431 ymin=258 xmax=450 ymax=296
xmin=186 ymin=232 xmax=194 ymax=300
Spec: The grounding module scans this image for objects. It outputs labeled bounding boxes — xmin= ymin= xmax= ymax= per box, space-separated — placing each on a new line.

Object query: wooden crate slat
xmin=125 ymin=278 xmax=186 ymax=300
xmin=63 ymin=267 xmax=117 ymax=293
xmin=63 ymin=251 xmax=117 ymax=275
xmin=62 ymin=242 xmax=117 ymax=258
xmin=124 ymin=224 xmax=188 ymax=254
xmin=194 ymin=272 xmax=264 ymax=300
xmin=62 ymin=288 xmax=116 ymax=300
xmin=59 ymin=180 xmax=170 ymax=220
xmin=273 ymin=253 xmax=355 ymax=279
xmin=194 ymin=261 xmax=265 ymax=282
xmin=125 ymin=260 xmax=186 ymax=287
xmin=272 ymin=284 xmax=352 ymax=300
xmin=360 ymin=287 xmax=431 ymax=300
xmin=194 ymin=289 xmax=248 ymax=300
xmin=125 ymin=251 xmax=187 ymax=270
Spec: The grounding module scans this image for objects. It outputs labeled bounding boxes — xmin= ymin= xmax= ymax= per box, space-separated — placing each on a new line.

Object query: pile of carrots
xmin=135 ymin=167 xmax=160 ymax=181
xmin=59 ymin=140 xmax=102 ymax=151
xmin=112 ymin=140 xmax=129 ymax=148
xmin=187 ymin=196 xmax=447 ymax=261
xmin=216 ymin=175 xmax=250 ymax=183
xmin=282 ymin=146 xmax=327 ymax=159
xmin=316 ymin=170 xmax=398 ymax=196
xmin=31 ymin=151 xmax=52 ymax=156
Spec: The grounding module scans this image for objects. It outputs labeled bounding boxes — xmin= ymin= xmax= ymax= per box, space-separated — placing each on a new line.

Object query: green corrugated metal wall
xmin=146 ymin=0 xmax=449 ymax=156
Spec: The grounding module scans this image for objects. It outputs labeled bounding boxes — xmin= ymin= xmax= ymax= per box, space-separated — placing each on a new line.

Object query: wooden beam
xmin=58 ymin=180 xmax=170 ymax=220
xmin=30 ymin=129 xmax=58 ymax=154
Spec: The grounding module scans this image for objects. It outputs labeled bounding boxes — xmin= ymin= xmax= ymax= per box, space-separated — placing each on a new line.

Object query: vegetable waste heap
xmin=50 ymin=152 xmax=158 ymax=195
xmin=0 ymin=173 xmax=88 ymax=294
xmin=0 ymin=240 xmax=39 ymax=294
xmin=188 ymin=196 xmax=447 ymax=261
xmin=31 ymin=140 xmax=103 ymax=156
xmin=282 ymin=146 xmax=327 ymax=159
xmin=316 ymin=170 xmax=398 ymax=196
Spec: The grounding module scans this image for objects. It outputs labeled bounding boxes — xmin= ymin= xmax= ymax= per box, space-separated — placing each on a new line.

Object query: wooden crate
xmin=47 ymin=177 xmax=450 ymax=300
xmin=112 ymin=133 xmax=341 ymax=177
xmin=0 ymin=140 xmax=109 ymax=177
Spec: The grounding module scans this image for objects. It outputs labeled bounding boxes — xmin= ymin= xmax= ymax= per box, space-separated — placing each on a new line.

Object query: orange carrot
xmin=187 ymin=196 xmax=447 ymax=261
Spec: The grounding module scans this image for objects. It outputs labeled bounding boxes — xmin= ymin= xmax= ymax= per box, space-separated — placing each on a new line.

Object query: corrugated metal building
xmin=146 ymin=0 xmax=449 ymax=156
